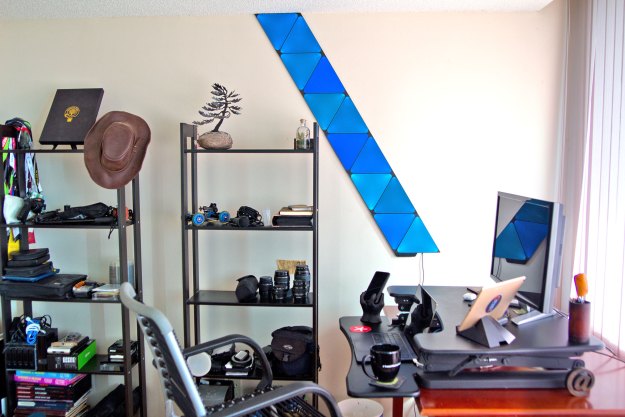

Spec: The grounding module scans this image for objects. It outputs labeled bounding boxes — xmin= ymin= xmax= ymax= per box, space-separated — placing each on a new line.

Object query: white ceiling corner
xmin=0 ymin=0 xmax=555 ymax=20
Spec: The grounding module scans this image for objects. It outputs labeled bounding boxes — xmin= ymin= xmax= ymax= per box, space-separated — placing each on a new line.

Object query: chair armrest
xmin=206 ymin=381 xmax=342 ymax=417
xmin=182 ymin=334 xmax=273 ymax=390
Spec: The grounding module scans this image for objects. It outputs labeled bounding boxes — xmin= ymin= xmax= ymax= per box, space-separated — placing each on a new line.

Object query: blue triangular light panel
xmin=327 ymin=97 xmax=368 ymax=133
xmin=304 ymin=57 xmax=345 ymax=93
xmin=257 ymin=13 xmax=439 ymax=255
xmin=256 ymin=14 xmax=298 ymax=51
xmin=327 ymin=134 xmax=368 ymax=171
xmin=304 ymin=94 xmax=344 ymax=130
xmin=282 ymin=53 xmax=321 ymax=90
xmin=374 ymin=177 xmax=415 ymax=214
xmin=397 ymin=216 xmax=439 ymax=254
xmin=352 ymin=174 xmax=392 ymax=210
xmin=350 ymin=137 xmax=391 ymax=174
xmin=375 ymin=214 xmax=415 ymax=250
xmin=281 ymin=16 xmax=321 ymax=53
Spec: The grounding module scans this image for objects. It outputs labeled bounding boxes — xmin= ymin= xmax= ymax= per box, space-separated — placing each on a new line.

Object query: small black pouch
xmin=7 ymin=253 xmax=50 ymax=268
xmin=35 ymin=203 xmax=115 ymax=224
xmin=59 ymin=202 xmax=110 ymax=220
xmin=4 ymin=262 xmax=53 ymax=277
xmin=235 ymin=275 xmax=258 ymax=302
xmin=270 ymin=326 xmax=317 ymax=377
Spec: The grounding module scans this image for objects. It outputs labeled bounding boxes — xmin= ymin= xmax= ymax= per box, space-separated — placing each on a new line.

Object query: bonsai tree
xmin=194 ymin=83 xmax=242 ymax=132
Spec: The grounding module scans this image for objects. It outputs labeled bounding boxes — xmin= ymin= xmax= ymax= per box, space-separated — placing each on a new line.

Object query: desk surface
xmin=339 ymin=316 xmax=420 ymax=399
xmin=412 ymin=286 xmax=603 ymax=356
xmin=341 ymin=285 xmax=625 ymax=416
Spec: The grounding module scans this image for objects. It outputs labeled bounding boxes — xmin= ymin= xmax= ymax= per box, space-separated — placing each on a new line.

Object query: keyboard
xmin=371 ymin=332 xmax=416 ymax=362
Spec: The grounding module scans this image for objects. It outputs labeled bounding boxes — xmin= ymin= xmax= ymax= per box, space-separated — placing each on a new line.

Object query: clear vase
xmin=295 ymin=119 xmax=310 ymax=150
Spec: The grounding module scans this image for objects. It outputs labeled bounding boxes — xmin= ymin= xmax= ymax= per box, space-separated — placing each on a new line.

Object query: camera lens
xmin=272 ymin=283 xmax=288 ymax=301
xmin=292 ymin=279 xmax=307 ymax=302
xmin=294 ymin=265 xmax=311 ymax=292
xmin=258 ymin=276 xmax=273 ymax=301
xmin=274 ymin=269 xmax=290 ymax=291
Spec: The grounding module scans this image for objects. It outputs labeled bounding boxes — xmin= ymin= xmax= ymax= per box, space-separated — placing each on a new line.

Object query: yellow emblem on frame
xmin=64 ymin=106 xmax=80 ymax=122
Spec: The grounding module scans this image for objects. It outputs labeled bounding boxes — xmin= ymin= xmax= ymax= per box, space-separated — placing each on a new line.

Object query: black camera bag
xmin=35 ymin=203 xmax=114 ymax=224
xmin=9 ymin=248 xmax=49 ymax=261
xmin=270 ymin=326 xmax=317 ymax=377
xmin=235 ymin=275 xmax=258 ymax=302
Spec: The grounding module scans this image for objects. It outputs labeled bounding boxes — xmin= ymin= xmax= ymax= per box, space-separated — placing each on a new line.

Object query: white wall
xmin=0 ymin=2 xmax=565 ymax=415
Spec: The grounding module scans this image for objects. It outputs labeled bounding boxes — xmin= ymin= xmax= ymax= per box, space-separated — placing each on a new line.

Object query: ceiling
xmin=0 ymin=0 xmax=554 ymax=20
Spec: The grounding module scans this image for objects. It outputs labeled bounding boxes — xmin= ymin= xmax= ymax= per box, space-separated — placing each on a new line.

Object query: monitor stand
xmin=511 ymin=307 xmax=555 ymax=326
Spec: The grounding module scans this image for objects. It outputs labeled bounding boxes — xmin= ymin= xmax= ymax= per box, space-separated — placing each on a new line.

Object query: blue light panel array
xmin=257 ymin=13 xmax=438 ymax=256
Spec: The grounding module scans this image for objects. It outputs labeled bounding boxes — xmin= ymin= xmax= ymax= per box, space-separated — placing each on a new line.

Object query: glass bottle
xmin=295 ymin=119 xmax=310 ymax=149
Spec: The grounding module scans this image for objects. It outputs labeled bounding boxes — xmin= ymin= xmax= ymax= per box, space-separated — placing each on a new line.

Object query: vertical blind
xmin=574 ymin=0 xmax=625 ymax=357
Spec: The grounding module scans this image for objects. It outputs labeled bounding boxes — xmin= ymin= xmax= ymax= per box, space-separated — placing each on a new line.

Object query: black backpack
xmin=270 ymin=326 xmax=319 ymax=377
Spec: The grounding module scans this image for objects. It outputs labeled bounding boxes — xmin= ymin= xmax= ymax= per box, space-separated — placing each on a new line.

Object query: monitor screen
xmin=490 ymin=192 xmax=565 ymax=321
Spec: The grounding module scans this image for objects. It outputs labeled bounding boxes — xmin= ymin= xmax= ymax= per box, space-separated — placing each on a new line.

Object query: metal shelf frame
xmin=179 ymin=122 xmax=320 ymax=383
xmin=0 ymin=134 xmax=147 ymax=417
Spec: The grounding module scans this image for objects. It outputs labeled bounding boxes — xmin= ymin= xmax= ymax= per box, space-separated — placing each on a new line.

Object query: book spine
xmin=13 ymin=375 xmax=79 ymax=386
xmin=15 ymin=370 xmax=78 ymax=379
xmin=16 ymin=400 xmax=73 ymax=410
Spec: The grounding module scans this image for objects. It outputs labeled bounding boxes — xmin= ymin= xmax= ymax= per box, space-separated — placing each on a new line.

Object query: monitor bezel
xmin=490 ymin=191 xmax=565 ymax=316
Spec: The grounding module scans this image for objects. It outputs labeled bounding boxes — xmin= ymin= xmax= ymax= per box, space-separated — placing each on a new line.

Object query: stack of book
xmin=272 ymin=205 xmax=313 ymax=227
xmin=13 ymin=370 xmax=91 ymax=416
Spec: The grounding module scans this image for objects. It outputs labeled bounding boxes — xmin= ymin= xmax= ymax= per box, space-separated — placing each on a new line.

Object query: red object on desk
xmin=417 ymin=350 xmax=625 ymax=416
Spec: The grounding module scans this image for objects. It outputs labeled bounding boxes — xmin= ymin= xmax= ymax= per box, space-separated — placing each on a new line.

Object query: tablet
xmin=457 ymin=276 xmax=526 ymax=332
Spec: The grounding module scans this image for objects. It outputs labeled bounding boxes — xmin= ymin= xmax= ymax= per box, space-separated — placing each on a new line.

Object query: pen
xmin=574 ymin=273 xmax=588 ymax=303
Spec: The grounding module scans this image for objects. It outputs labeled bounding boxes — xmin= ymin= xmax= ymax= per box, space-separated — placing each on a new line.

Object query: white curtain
xmin=569 ymin=0 xmax=625 ymax=357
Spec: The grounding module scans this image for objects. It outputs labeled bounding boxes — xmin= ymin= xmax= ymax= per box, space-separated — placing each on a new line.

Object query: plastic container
xmin=338 ymin=399 xmax=383 ymax=417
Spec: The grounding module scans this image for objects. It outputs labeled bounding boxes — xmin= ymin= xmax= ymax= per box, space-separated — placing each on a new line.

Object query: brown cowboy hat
xmin=84 ymin=111 xmax=150 ymax=189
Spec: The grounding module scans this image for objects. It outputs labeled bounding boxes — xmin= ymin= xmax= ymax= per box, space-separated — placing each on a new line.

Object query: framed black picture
xmin=39 ymin=88 xmax=104 ymax=149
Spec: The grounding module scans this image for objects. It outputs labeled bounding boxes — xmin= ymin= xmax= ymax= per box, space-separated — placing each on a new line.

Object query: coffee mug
xmin=361 ymin=343 xmax=401 ymax=382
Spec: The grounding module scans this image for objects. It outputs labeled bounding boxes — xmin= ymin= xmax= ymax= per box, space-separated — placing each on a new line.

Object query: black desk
xmin=410 ymin=286 xmax=603 ymax=388
xmin=339 ymin=316 xmax=419 ymax=417
xmin=341 ymin=286 xmax=605 ymax=416
xmin=339 ymin=316 xmax=420 ymax=398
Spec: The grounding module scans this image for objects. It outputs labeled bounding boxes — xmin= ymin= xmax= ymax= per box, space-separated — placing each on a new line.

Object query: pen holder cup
xmin=569 ymin=300 xmax=591 ymax=344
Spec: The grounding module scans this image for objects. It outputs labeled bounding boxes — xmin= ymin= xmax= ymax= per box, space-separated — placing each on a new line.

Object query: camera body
xmin=17 ymin=197 xmax=46 ymax=222
xmin=237 ymin=206 xmax=263 ymax=226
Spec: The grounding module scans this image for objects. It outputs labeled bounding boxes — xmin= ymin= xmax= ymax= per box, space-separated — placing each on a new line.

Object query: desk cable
xmin=418 ymin=253 xmax=425 ymax=286
xmin=412 ymin=358 xmax=425 ymax=368
xmin=593 ymin=347 xmax=625 ymax=364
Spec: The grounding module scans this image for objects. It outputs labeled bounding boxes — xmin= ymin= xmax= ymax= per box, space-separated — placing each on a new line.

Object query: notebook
xmin=457 ymin=276 xmax=526 ymax=332
xmin=39 ymin=88 xmax=104 ymax=147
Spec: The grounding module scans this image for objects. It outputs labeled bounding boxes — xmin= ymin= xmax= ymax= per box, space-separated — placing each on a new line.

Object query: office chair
xmin=119 ymin=283 xmax=342 ymax=417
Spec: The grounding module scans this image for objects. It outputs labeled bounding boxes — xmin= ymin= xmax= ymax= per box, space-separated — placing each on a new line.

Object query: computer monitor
xmin=490 ymin=191 xmax=565 ymax=325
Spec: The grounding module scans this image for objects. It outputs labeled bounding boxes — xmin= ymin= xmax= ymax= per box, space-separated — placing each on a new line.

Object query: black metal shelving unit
xmin=0 ymin=126 xmax=146 ymax=417
xmin=179 ymin=122 xmax=320 ymax=384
